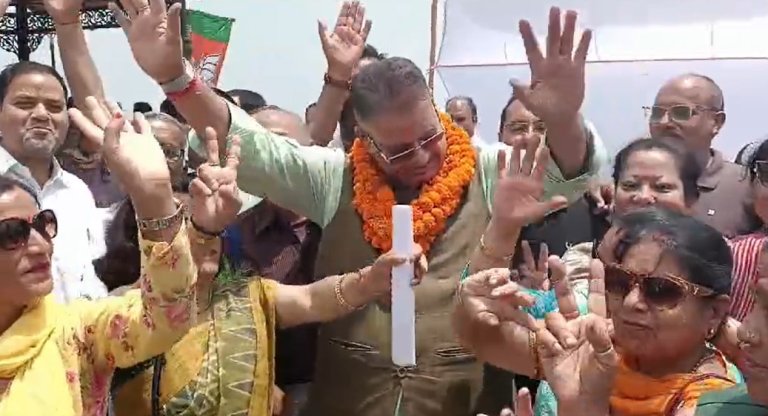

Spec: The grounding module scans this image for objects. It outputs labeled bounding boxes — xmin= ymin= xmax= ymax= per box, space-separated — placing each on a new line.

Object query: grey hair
xmin=350 ymin=57 xmax=430 ymax=122
xmin=143 ymin=112 xmax=187 ymax=131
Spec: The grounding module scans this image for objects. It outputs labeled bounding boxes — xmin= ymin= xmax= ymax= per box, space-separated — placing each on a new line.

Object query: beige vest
xmin=302 ymin=162 xmax=490 ymax=416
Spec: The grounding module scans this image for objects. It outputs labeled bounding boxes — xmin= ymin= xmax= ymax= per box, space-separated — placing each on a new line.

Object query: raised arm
xmin=68 ymin=98 xmax=196 ymax=366
xmin=310 ymin=1 xmax=372 ymax=145
xmin=111 ymin=0 xmax=345 ymax=225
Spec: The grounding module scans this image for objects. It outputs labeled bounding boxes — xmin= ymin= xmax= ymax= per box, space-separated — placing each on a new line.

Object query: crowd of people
xmin=1 ymin=0 xmax=768 ymax=415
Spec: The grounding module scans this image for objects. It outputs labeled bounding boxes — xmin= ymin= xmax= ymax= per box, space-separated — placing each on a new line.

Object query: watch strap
xmin=160 ymin=60 xmax=195 ymax=94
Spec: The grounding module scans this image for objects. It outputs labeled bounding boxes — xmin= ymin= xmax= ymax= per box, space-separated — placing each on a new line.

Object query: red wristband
xmin=166 ymin=77 xmax=205 ymax=102
xmin=324 ymin=73 xmax=352 ymax=91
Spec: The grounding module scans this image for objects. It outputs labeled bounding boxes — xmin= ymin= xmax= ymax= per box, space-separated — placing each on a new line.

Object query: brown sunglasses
xmin=603 ymin=262 xmax=715 ymax=308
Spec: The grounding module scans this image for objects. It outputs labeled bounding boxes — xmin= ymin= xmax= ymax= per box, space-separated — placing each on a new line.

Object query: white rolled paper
xmin=391 ymin=205 xmax=416 ymax=366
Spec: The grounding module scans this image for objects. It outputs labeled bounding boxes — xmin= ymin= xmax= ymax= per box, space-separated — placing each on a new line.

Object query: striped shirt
xmin=729 ymin=232 xmax=767 ymax=321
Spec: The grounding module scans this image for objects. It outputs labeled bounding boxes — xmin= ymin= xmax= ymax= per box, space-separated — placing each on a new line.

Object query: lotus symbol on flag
xmin=195 ymin=54 xmax=222 ymax=86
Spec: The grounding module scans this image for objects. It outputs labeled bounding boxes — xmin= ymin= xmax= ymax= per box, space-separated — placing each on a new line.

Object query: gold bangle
xmin=334 ymin=271 xmax=364 ymax=312
xmin=479 ymin=234 xmax=513 ymax=262
xmin=529 ymin=330 xmax=544 ymax=380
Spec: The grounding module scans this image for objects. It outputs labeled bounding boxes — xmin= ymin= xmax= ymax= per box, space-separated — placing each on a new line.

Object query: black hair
xmin=747 ymin=138 xmax=768 ymax=182
xmin=350 ymin=57 xmax=429 ymax=122
xmin=159 ymin=99 xmax=185 ymax=124
xmin=498 ymin=95 xmax=518 ymax=134
xmin=445 ymin=96 xmax=478 ymax=121
xmin=226 ymin=89 xmax=266 ymax=114
xmin=133 ymin=102 xmax=153 ymax=114
xmin=612 ymin=137 xmax=702 ymax=206
xmin=93 ymin=200 xmax=140 ymax=291
xmin=0 ymin=61 xmax=68 ymax=105
xmin=0 ymin=175 xmax=39 ymax=206
xmin=612 ymin=207 xmax=732 ymax=295
xmin=362 ymin=44 xmax=385 ymax=61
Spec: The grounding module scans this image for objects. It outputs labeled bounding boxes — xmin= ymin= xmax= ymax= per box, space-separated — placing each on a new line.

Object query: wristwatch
xmin=160 ymin=59 xmax=195 ymax=94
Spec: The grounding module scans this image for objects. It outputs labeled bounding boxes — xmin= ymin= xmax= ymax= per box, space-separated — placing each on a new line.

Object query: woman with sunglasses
xmin=459 ymin=207 xmax=741 ymax=416
xmin=0 ymin=100 xmax=210 ymax=415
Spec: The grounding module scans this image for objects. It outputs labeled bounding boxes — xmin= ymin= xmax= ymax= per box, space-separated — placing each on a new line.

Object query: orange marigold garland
xmin=350 ymin=112 xmax=477 ymax=253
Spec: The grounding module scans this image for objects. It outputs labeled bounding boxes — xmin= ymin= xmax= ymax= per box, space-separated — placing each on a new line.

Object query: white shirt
xmin=0 ymin=147 xmax=108 ymax=302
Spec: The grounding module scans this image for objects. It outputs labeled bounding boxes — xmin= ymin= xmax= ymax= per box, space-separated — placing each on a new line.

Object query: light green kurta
xmin=189 ymin=103 xmax=609 ymax=227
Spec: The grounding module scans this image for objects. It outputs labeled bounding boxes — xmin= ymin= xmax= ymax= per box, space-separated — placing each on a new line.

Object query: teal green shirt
xmin=190 ymin=103 xmax=608 ymax=227
xmin=695 ymin=384 xmax=768 ymax=416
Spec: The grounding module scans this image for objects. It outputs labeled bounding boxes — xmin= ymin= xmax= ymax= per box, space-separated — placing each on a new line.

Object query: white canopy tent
xmin=433 ymin=0 xmax=768 ymax=168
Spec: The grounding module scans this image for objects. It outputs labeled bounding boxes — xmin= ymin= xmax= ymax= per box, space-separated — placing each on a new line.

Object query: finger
xmin=166 ymin=3 xmax=183 ymax=44
xmin=490 ymin=281 xmax=535 ymax=307
xmin=68 ymin=108 xmax=104 ymax=146
xmin=317 ymin=20 xmax=329 ymax=46
xmin=334 ymin=1 xmax=349 ymax=28
xmin=376 ymin=252 xmax=409 ymax=269
xmin=585 ymin=316 xmax=618 ymax=367
xmin=496 ymin=148 xmax=508 ymax=179
xmin=550 ymin=256 xmax=579 ymax=320
xmin=497 ymin=305 xmax=539 ymax=331
xmin=345 ymin=0 xmax=357 ymax=27
xmin=545 ymin=7 xmax=562 ymax=59
xmin=521 ymin=240 xmax=536 ymax=272
xmin=516 ymin=387 xmax=534 ymax=416
xmin=103 ymin=111 xmax=126 ymax=153
xmin=518 ymin=19 xmax=544 ymax=71
xmin=118 ymin=0 xmax=138 ymax=18
xmin=509 ymin=79 xmax=531 ymax=109
xmin=588 ymin=259 xmax=608 ymax=317
xmin=519 ymin=140 xmax=537 ymax=176
xmin=196 ymin=164 xmax=220 ymax=192
xmin=361 ymin=19 xmax=373 ymax=41
xmin=149 ymin=0 xmax=167 ymax=17
xmin=188 ymin=177 xmax=212 ymax=198
xmin=510 ymin=144 xmax=522 ymax=175
xmin=352 ymin=2 xmax=364 ymax=33
xmin=545 ymin=312 xmax=577 ymax=348
xmin=218 ymin=183 xmax=242 ymax=209
xmin=538 ymin=243 xmax=549 ymax=273
xmin=544 ymin=196 xmax=568 ymax=215
xmin=203 ymin=127 xmax=221 ymax=165
xmin=531 ymin=145 xmax=550 ymax=183
xmin=85 ymin=96 xmax=112 ymax=129
xmin=560 ymin=10 xmax=577 ymax=57
xmin=224 ymin=135 xmax=242 ymax=172
xmin=132 ymin=111 xmax=152 ymax=135
xmin=109 ymin=2 xmax=131 ymax=31
xmin=574 ymin=28 xmax=593 ymax=64
xmin=535 ymin=327 xmax=564 ymax=357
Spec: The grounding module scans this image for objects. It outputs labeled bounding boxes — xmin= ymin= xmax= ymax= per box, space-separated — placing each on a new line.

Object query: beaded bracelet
xmin=334 ymin=271 xmax=364 ymax=312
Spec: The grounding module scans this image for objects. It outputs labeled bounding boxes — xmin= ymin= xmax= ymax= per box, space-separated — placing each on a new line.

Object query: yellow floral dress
xmin=0 ymin=223 xmax=196 ymax=416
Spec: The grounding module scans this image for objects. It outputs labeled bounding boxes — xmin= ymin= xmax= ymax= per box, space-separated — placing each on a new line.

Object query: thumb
xmin=375 ymin=251 xmax=408 ymax=269
xmin=545 ymin=195 xmax=569 ymax=213
xmin=509 ymin=78 xmax=531 ymax=105
xmin=585 ymin=316 xmax=618 ymax=369
xmin=515 ymin=387 xmax=534 ymax=416
xmin=317 ymin=20 xmax=329 ymax=46
xmin=166 ymin=3 xmax=183 ymax=43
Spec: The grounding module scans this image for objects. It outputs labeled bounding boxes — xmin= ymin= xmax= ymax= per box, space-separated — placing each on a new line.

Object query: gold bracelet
xmin=529 ymin=330 xmax=544 ymax=380
xmin=334 ymin=271 xmax=364 ymax=312
xmin=479 ymin=234 xmax=513 ymax=262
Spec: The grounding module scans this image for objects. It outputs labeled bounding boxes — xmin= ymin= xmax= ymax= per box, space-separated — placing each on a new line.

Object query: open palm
xmin=111 ymin=0 xmax=184 ymax=83
xmin=319 ymin=1 xmax=372 ymax=79
xmin=512 ymin=7 xmax=592 ymax=123
xmin=492 ymin=145 xmax=568 ymax=229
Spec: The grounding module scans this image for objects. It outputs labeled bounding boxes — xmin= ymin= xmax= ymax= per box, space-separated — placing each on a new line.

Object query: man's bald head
xmin=252 ymin=105 xmax=312 ymax=146
xmin=650 ymin=73 xmax=727 ymax=154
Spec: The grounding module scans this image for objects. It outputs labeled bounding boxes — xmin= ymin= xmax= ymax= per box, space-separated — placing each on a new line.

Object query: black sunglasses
xmin=0 ymin=209 xmax=58 ymax=251
xmin=603 ymin=262 xmax=714 ymax=309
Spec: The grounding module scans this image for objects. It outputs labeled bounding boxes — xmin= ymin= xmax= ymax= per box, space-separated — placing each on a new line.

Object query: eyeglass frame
xmin=361 ymin=106 xmax=446 ymax=164
xmin=602 ymin=261 xmax=715 ymax=307
xmin=642 ymin=104 xmax=722 ymax=123
xmin=502 ymin=120 xmax=547 ymax=136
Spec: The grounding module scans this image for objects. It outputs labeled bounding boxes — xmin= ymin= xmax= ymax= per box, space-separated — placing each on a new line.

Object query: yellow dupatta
xmin=611 ymin=352 xmax=737 ymax=416
xmin=0 ymin=295 xmax=73 ymax=414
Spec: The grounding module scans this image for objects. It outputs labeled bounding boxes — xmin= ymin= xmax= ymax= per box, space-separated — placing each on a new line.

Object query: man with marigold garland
xmin=113 ymin=0 xmax=607 ymax=413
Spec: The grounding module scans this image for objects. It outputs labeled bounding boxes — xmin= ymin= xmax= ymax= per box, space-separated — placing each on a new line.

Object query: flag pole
xmin=180 ymin=0 xmax=191 ymax=59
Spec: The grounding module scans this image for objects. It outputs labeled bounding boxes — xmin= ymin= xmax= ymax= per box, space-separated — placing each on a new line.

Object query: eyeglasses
xmin=603 ymin=262 xmax=715 ymax=308
xmin=503 ymin=121 xmax=547 ymax=136
xmin=643 ymin=105 xmax=720 ymax=123
xmin=367 ymin=130 xmax=444 ymax=164
xmin=162 ymin=147 xmax=185 ymax=162
xmin=753 ymin=161 xmax=768 ymax=185
xmin=0 ymin=209 xmax=58 ymax=251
